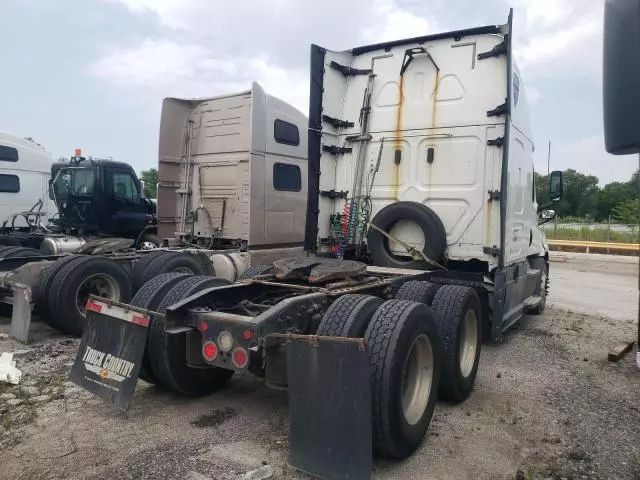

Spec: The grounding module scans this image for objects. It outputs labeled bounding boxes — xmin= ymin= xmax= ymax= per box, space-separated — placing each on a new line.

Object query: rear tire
xmin=131 ymin=251 xmax=167 ymax=291
xmin=316 ymin=294 xmax=383 ymax=337
xmin=430 ymin=285 xmax=482 ymax=403
xmin=147 ymin=276 xmax=233 ymax=396
xmin=395 ymin=281 xmax=442 ymax=306
xmin=130 ymin=272 xmax=194 ymax=384
xmin=36 ymin=255 xmax=87 ymax=327
xmin=48 ymin=256 xmax=132 ymax=336
xmin=365 ymin=300 xmax=441 ymax=459
xmin=137 ymin=252 xmax=214 ymax=289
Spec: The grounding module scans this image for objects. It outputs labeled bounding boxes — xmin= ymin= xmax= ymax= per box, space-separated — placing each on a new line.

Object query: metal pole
xmin=547 ymin=140 xmax=551 ymax=177
xmin=608 ymin=213 xmax=612 ymax=254
xmin=637 ymin=153 xmax=639 ymax=349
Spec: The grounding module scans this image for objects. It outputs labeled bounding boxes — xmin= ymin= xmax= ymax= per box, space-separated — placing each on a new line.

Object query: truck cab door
xmin=104 ymin=167 xmax=148 ymax=235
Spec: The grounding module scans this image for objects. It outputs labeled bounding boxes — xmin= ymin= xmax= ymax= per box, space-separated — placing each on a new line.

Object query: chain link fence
xmin=541 ymin=222 xmax=640 ymax=244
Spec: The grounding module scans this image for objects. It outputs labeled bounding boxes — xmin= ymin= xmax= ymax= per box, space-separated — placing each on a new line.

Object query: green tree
xmin=598 ymin=181 xmax=635 ymax=220
xmin=537 ymin=168 xmax=638 ymax=222
xmin=537 ymin=169 xmax=599 ymax=218
xmin=139 ymin=168 xmax=158 ymax=198
xmin=613 ymin=199 xmax=640 ymax=226
xmin=565 ymin=169 xmax=600 ymax=218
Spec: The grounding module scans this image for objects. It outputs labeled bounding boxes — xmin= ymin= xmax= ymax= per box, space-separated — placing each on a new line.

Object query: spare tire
xmin=367 ymin=201 xmax=446 ymax=270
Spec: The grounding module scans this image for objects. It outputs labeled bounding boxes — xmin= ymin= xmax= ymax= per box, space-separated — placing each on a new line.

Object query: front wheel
xmin=365 ymin=300 xmax=441 ymax=459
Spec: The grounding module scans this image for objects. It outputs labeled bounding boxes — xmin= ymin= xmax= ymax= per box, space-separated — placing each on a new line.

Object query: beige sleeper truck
xmin=71 ymin=10 xmax=565 ymax=479
xmin=156 ymin=81 xmax=309 ymax=275
xmin=1 ymin=83 xmax=309 ymax=341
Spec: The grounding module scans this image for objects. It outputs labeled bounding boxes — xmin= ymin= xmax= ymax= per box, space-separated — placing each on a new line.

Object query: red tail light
xmin=202 ymin=341 xmax=218 ymax=361
xmin=85 ymin=301 xmax=102 ymax=313
xmin=232 ymin=347 xmax=249 ymax=369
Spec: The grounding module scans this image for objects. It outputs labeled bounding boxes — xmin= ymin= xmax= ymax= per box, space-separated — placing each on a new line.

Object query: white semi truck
xmin=0 ymin=133 xmax=56 ymax=231
xmin=71 ymin=10 xmax=564 ymax=479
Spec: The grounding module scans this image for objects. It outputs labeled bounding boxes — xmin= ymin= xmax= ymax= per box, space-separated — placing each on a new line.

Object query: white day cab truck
xmin=0 ymin=85 xmax=309 ymax=342
xmin=71 ymin=10 xmax=564 ymax=479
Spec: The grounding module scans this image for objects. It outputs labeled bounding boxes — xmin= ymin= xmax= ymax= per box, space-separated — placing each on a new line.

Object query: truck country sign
xmin=69 ymin=299 xmax=150 ymax=410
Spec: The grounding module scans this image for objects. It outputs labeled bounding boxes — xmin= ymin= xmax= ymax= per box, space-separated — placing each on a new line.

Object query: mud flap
xmin=286 ymin=335 xmax=372 ymax=480
xmin=69 ymin=300 xmax=150 ymax=411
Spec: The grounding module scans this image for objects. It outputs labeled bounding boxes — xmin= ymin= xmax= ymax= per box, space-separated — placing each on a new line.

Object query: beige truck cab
xmin=157 ymin=82 xmax=308 ymax=255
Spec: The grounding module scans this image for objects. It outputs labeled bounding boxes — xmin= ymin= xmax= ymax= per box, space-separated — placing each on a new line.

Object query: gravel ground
xmin=0 ymin=253 xmax=638 ymax=480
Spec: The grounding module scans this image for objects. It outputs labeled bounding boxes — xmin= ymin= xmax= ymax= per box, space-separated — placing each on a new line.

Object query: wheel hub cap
xmin=402 ymin=334 xmax=434 ymax=425
xmin=459 ymin=310 xmax=478 ymax=378
xmin=76 ymin=273 xmax=120 ymax=318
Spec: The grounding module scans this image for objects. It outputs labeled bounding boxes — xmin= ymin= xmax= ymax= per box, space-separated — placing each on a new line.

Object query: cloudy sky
xmin=0 ymin=0 xmax=637 ymax=185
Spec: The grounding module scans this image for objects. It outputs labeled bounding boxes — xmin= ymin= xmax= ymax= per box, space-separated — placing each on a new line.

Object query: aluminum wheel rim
xmin=402 ymin=334 xmax=434 ymax=426
xmin=140 ymin=241 xmax=157 ymax=250
xmin=76 ymin=273 xmax=120 ymax=318
xmin=459 ymin=310 xmax=478 ymax=378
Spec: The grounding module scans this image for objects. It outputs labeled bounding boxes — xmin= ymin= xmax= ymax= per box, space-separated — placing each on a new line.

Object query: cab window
xmin=110 ymin=170 xmax=139 ymax=199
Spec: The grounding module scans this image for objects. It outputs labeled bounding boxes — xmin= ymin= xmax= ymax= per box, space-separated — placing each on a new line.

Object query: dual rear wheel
xmin=316 ymin=282 xmax=482 ymax=459
xmin=131 ymin=273 xmax=233 ymax=395
xmin=37 ymin=255 xmax=132 ymax=336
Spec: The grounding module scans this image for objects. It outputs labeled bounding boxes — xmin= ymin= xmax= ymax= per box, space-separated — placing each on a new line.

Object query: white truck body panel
xmin=310 ymin=18 xmax=546 ymax=269
xmin=157 ymin=82 xmax=308 ymax=248
xmin=0 ymin=133 xmax=56 ymax=225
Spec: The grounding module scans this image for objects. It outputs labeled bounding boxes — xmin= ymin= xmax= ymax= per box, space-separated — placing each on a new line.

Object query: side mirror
xmin=48 ymin=179 xmax=54 ymax=200
xmin=541 ymin=209 xmax=556 ymax=220
xmin=139 ymin=180 xmax=146 ymax=198
xmin=549 ymin=170 xmax=563 ymax=202
xmin=539 ymin=209 xmax=556 ymax=225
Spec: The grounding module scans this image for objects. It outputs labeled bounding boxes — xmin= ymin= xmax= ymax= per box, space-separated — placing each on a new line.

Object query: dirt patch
xmin=191 ymin=407 xmax=238 ymax=428
xmin=0 ymin=337 xmax=78 ymax=450
xmin=0 ymin=306 xmax=639 ymax=480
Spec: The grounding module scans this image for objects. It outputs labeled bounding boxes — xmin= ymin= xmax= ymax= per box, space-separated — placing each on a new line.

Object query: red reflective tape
xmin=85 ymin=302 xmax=103 ymax=313
xmin=132 ymin=314 xmax=150 ymax=327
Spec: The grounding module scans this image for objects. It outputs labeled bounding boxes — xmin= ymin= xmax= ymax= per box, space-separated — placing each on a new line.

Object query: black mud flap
xmin=69 ymin=299 xmax=151 ymax=411
xmin=286 ymin=335 xmax=372 ymax=480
